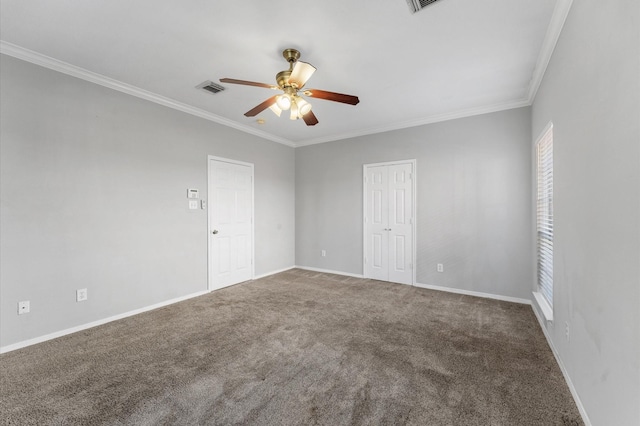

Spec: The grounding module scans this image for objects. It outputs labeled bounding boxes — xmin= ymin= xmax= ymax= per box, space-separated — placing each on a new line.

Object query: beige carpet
xmin=1 ymin=269 xmax=583 ymax=425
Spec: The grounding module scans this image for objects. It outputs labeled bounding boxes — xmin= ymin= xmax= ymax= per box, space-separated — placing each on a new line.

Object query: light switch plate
xmin=188 ymin=200 xmax=198 ymax=210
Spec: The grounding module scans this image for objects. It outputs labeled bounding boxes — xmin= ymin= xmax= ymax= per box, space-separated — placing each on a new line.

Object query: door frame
xmin=207 ymin=155 xmax=255 ymax=291
xmin=363 ymin=159 xmax=417 ymax=285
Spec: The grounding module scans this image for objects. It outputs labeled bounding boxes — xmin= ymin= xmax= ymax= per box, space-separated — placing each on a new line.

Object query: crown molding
xmin=0 ymin=41 xmax=295 ymax=148
xmin=527 ymin=0 xmax=574 ymax=103
xmin=295 ymin=0 xmax=574 ymax=148
xmin=2 ymin=0 xmax=572 ymax=151
xmin=294 ymin=98 xmax=531 ymax=147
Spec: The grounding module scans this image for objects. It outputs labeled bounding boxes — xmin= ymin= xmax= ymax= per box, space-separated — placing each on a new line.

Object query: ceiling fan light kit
xmin=269 ymin=103 xmax=282 ymax=117
xmin=276 ymin=94 xmax=292 ymax=110
xmin=297 ymin=98 xmax=312 ymax=115
xmin=220 ymin=48 xmax=359 ymax=126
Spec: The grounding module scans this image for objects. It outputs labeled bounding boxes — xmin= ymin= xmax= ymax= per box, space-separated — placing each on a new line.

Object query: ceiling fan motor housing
xmin=276 ymin=70 xmax=293 ymax=89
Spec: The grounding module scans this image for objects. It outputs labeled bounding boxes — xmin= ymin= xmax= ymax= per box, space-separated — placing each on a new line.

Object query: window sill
xmin=533 ymin=292 xmax=553 ymax=322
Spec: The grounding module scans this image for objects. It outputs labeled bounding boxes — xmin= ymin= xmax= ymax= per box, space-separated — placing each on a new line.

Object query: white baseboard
xmin=413 ymin=282 xmax=531 ymax=305
xmin=294 ymin=265 xmax=364 ymax=279
xmin=0 ymin=289 xmax=209 ymax=354
xmin=253 ymin=266 xmax=296 ymax=280
xmin=531 ymin=304 xmax=592 ymax=426
xmin=292 ymin=269 xmax=530 ymax=305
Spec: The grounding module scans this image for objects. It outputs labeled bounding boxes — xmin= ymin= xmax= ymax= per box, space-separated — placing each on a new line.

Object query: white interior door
xmin=208 ymin=157 xmax=254 ymax=290
xmin=364 ymin=161 xmax=414 ymax=285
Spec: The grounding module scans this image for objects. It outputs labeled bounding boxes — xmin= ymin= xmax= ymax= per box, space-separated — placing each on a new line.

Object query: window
xmin=536 ymin=124 xmax=553 ymax=313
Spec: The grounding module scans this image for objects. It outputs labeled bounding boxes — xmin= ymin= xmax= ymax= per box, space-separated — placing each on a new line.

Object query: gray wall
xmin=296 ymin=107 xmax=533 ymax=300
xmin=0 ymin=55 xmax=295 ymax=348
xmin=531 ymin=1 xmax=640 ymax=425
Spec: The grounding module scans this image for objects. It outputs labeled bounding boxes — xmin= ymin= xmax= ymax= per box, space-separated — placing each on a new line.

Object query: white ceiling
xmin=0 ymin=0 xmax=566 ymax=147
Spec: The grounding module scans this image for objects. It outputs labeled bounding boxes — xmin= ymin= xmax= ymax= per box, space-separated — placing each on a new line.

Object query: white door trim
xmin=207 ymin=155 xmax=255 ymax=291
xmin=363 ymin=159 xmax=417 ymax=285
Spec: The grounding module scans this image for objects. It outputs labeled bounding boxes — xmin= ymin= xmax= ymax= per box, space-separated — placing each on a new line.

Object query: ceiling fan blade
xmin=220 ymin=78 xmax=278 ymax=90
xmin=302 ymin=110 xmax=319 ymax=126
xmin=244 ymin=96 xmax=279 ymax=117
xmin=304 ymin=89 xmax=360 ymax=105
xmin=288 ymin=61 xmax=316 ymax=88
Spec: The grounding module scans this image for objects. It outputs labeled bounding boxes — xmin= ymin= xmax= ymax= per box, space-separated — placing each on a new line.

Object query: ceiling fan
xmin=220 ymin=49 xmax=359 ymax=126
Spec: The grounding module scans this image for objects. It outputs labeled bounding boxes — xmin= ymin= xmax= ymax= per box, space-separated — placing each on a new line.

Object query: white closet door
xmin=364 ymin=161 xmax=414 ymax=285
xmin=365 ymin=165 xmax=389 ymax=281
xmin=387 ymin=163 xmax=413 ymax=285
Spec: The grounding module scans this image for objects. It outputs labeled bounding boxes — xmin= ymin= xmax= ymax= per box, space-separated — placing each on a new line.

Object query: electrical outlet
xmin=437 ymin=263 xmax=444 ymax=273
xmin=321 ymin=250 xmax=326 ymax=257
xmin=18 ymin=301 xmax=30 ymax=315
xmin=76 ymin=288 xmax=88 ymax=302
xmin=565 ymin=321 xmax=570 ymax=342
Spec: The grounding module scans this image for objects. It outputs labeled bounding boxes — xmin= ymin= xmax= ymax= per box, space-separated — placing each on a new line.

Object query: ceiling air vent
xmin=197 ymin=81 xmax=225 ymax=94
xmin=406 ymin=0 xmax=440 ymax=14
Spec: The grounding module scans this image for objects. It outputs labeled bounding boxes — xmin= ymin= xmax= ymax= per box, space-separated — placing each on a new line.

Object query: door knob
xmin=212 ymin=230 xmax=219 ymax=234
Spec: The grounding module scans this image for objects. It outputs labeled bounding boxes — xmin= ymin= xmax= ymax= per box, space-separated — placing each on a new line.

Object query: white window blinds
xmin=536 ymin=125 xmax=553 ymax=307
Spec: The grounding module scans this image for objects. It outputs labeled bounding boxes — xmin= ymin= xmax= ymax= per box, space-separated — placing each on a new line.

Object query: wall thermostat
xmin=187 ymin=188 xmax=199 ymax=199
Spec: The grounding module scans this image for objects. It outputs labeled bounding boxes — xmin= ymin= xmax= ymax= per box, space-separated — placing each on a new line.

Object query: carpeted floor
xmin=1 ymin=269 xmax=583 ymax=425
